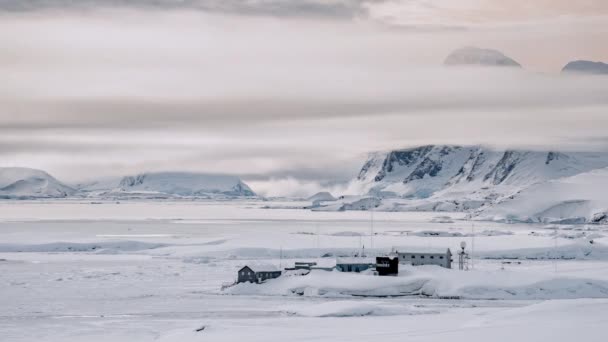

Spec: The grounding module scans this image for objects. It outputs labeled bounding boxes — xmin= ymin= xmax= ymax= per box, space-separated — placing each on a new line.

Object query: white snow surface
xmin=2 ymin=200 xmax=608 ymax=341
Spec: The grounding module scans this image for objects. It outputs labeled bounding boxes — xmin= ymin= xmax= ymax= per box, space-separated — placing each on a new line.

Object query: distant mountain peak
xmin=444 ymin=46 xmax=521 ymax=67
xmin=115 ymin=171 xmax=256 ymax=198
xmin=561 ymin=60 xmax=608 ymax=75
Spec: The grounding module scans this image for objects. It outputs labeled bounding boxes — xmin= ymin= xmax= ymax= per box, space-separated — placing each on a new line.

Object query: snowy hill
xmin=308 ymin=192 xmax=337 ymax=202
xmin=444 ymin=47 xmax=521 ymax=67
xmin=562 ymin=60 xmax=608 ymax=75
xmin=0 ymin=167 xmax=75 ymax=198
xmin=323 ymin=146 xmax=608 ymax=221
xmin=477 ymin=168 xmax=608 ymax=223
xmin=100 ymin=172 xmax=257 ymax=198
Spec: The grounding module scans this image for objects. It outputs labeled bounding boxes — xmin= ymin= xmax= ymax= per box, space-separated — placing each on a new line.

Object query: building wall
xmin=256 ymin=271 xmax=282 ymax=282
xmin=237 ymin=266 xmax=257 ymax=283
xmin=336 ymin=263 xmax=373 ymax=272
xmin=237 ymin=267 xmax=281 ymax=283
xmin=376 ymin=257 xmax=399 ymax=276
xmin=398 ymin=252 xmax=451 ymax=269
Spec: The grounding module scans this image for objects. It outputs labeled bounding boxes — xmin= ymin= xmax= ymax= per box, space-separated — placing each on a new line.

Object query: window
xmin=420 ymin=256 xmax=425 ymax=259
xmin=430 ymin=256 xmax=434 ymax=259
xmin=411 ymin=255 xmax=416 ymax=259
xmin=440 ymin=256 xmax=444 ymax=259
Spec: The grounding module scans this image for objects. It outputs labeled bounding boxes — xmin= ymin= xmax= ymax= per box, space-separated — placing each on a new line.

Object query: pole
xmin=316 ymin=222 xmax=320 ymax=249
xmin=554 ymin=227 xmax=558 ymax=273
xmin=370 ymin=205 xmax=374 ymax=251
xmin=471 ymin=223 xmax=475 ymax=270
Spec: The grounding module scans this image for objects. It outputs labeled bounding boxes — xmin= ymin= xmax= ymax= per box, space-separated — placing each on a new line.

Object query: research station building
xmin=394 ymin=248 xmax=452 ymax=269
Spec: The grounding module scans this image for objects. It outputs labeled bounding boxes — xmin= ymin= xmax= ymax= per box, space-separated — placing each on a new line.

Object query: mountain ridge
xmin=0 ymin=168 xmax=256 ymax=199
xmin=320 ymin=145 xmax=608 ymax=222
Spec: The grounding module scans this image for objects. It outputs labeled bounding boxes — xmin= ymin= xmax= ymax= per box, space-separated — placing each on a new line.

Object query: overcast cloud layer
xmin=0 ymin=1 xmax=607 ymax=196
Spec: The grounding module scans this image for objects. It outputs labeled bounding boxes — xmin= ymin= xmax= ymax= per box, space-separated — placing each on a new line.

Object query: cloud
xmin=0 ymin=0 xmax=380 ymax=18
xmin=246 ymin=177 xmax=351 ymax=198
xmin=367 ymin=0 xmax=608 ymax=27
xmin=0 ymin=8 xmax=607 ymax=197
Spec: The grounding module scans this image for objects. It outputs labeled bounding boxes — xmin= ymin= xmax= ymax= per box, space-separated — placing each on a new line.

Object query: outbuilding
xmin=336 ymin=257 xmax=375 ymax=273
xmin=294 ymin=261 xmax=317 ymax=270
xmin=237 ymin=264 xmax=282 ymax=283
xmin=376 ymin=256 xmax=399 ymax=276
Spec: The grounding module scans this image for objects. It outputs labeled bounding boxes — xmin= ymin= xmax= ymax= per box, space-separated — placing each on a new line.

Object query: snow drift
xmin=280 ymin=300 xmax=433 ymax=317
xmin=225 ymin=265 xmax=608 ymax=300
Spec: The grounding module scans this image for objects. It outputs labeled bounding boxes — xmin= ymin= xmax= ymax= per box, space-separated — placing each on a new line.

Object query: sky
xmin=0 ymin=0 xmax=607 ymax=197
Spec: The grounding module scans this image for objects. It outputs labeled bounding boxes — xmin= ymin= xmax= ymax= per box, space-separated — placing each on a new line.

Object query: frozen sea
xmin=1 ymin=199 xmax=607 ymax=341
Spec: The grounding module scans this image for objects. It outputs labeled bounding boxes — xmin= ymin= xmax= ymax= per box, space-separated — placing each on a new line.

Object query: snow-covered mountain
xmin=353 ymin=146 xmax=608 ymax=198
xmin=90 ymin=172 xmax=256 ymax=198
xmin=562 ymin=60 xmax=608 ymax=75
xmin=321 ymin=146 xmax=608 ymax=222
xmin=444 ymin=47 xmax=521 ymax=67
xmin=0 ymin=167 xmax=75 ymax=198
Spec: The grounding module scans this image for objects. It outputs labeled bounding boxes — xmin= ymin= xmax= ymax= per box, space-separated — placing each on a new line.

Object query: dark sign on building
xmin=376 ymin=257 xmax=399 ymax=276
